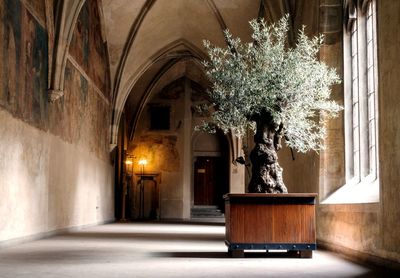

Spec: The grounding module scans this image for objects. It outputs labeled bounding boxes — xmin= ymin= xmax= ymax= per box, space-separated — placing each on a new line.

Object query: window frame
xmin=323 ymin=0 xmax=379 ymax=204
xmin=344 ymin=0 xmax=378 ymax=185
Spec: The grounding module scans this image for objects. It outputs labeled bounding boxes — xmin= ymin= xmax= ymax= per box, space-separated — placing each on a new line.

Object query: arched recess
xmin=110 ymin=39 xmax=208 ymax=150
xmin=123 ymin=61 xmax=209 ymax=219
xmin=108 ymin=0 xmax=238 ymax=151
xmin=114 ymin=40 xmax=247 ymax=219
xmin=128 ymin=55 xmax=207 ymax=142
xmin=119 ymin=40 xmax=245 ymax=190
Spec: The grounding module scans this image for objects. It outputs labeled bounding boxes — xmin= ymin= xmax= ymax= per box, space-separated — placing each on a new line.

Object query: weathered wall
xmin=0 ymin=109 xmax=114 ymax=241
xmin=279 ymin=147 xmax=320 ymax=194
xmin=129 ymin=78 xmax=187 ymax=219
xmin=69 ymin=0 xmax=110 ymax=100
xmin=316 ymin=0 xmax=400 ymax=265
xmin=377 ymin=0 xmax=400 ymax=263
xmin=0 ymin=0 xmax=114 ymax=244
xmin=0 ymin=0 xmax=48 ymax=130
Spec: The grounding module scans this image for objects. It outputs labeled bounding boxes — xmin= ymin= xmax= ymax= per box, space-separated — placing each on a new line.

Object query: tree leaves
xmin=200 ymin=15 xmax=342 ymax=152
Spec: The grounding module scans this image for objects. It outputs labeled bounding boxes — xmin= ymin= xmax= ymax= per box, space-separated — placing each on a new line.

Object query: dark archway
xmin=192 ymin=130 xmax=230 ymax=214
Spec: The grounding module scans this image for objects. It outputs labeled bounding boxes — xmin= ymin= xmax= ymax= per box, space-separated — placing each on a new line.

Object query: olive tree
xmin=198 ymin=16 xmax=341 ymax=193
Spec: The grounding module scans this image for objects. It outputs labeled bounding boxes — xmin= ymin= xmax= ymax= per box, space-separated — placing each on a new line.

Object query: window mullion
xmin=344 ymin=27 xmax=354 ymax=182
xmin=357 ymin=12 xmax=369 ymax=179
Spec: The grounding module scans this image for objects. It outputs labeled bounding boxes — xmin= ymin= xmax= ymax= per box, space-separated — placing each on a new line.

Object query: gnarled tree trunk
xmin=248 ymin=111 xmax=288 ymax=194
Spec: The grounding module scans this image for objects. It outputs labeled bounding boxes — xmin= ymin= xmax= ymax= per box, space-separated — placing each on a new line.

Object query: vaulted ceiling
xmin=102 ymin=0 xmax=263 ymax=144
xmin=97 ymin=0 xmax=320 ymax=145
xmin=102 ymin=0 xmax=260 ymax=94
xmin=51 ymin=0 xmax=324 ymax=146
xmin=45 ymin=0 xmax=324 ymax=145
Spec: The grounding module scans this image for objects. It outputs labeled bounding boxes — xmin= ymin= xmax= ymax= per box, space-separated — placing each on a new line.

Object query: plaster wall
xmin=0 ymin=109 xmax=114 ymax=242
xmin=0 ymin=0 xmax=114 ymax=244
xmin=229 ymin=136 xmax=246 ymax=194
xmin=229 ymin=162 xmax=245 ymax=193
xmin=279 ymin=146 xmax=319 ymax=194
xmin=317 ymin=204 xmax=380 ymax=259
xmin=129 ymin=80 xmax=188 ymax=219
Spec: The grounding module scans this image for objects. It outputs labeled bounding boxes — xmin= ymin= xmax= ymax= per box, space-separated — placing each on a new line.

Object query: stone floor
xmin=0 ymin=222 xmax=398 ymax=278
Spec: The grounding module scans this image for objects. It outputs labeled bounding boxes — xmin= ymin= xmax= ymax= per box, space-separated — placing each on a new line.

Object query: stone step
xmin=191 ymin=206 xmax=224 ymax=218
xmin=192 ymin=205 xmax=219 ymax=209
xmin=191 ymin=211 xmax=223 ymax=216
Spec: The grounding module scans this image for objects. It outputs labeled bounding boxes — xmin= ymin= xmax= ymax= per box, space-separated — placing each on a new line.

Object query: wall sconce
xmin=138 ymin=158 xmax=147 ymax=218
xmin=125 ymin=155 xmax=136 ymax=176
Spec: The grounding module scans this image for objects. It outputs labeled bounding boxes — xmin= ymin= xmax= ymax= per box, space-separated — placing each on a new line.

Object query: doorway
xmin=193 ymin=155 xmax=229 ymax=210
xmin=192 ymin=131 xmax=230 ymax=214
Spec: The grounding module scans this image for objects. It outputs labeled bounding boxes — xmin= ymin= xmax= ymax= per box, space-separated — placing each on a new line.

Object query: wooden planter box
xmin=224 ymin=193 xmax=317 ymax=258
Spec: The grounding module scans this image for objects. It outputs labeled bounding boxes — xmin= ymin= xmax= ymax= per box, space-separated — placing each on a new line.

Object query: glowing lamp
xmin=138 ymin=159 xmax=148 ymax=166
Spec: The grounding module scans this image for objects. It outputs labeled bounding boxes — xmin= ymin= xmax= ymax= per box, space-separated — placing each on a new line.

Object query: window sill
xmin=321 ymin=176 xmax=379 ymax=204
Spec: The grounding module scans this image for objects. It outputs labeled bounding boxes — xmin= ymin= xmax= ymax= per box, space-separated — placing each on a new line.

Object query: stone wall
xmin=0 ymin=0 xmax=114 ymax=244
xmin=129 ymin=79 xmax=188 ymax=219
xmin=316 ymin=0 xmax=400 ymax=265
xmin=376 ymin=0 xmax=400 ymax=263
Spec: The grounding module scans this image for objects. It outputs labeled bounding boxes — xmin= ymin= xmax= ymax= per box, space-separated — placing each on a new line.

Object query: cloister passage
xmin=0 ymin=222 xmax=397 ymax=278
xmin=1 ymin=0 xmax=400 ymax=276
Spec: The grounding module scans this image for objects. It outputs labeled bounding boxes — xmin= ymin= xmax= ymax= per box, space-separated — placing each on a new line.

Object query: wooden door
xmin=194 ymin=157 xmax=220 ymax=205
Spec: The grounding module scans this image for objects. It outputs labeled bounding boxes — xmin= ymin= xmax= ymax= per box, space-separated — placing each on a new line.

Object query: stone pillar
xmin=181 ymin=78 xmax=192 ymax=219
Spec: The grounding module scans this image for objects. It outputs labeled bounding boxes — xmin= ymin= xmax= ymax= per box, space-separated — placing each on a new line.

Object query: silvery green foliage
xmin=200 ymin=15 xmax=342 ymax=153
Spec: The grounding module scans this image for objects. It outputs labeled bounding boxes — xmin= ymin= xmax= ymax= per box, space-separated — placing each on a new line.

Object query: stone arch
xmin=109 ymin=0 xmax=235 ymax=150
xmin=112 ymin=0 xmax=228 ymax=104
xmin=128 ymin=58 xmax=207 ymax=142
xmin=110 ymin=39 xmax=208 ymax=149
xmin=48 ymin=0 xmax=110 ymax=102
xmin=48 ymin=0 xmax=86 ymax=101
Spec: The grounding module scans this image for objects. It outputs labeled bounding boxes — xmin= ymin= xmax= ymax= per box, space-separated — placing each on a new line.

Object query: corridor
xmin=0 ymin=222 xmax=396 ymax=278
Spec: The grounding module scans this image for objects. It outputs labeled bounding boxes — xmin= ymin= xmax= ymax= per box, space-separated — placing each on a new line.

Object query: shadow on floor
xmin=153 ymin=251 xmax=308 ymax=259
xmin=147 ymin=220 xmax=225 ymax=226
xmin=60 ymin=232 xmax=225 ymax=242
xmin=116 ymin=220 xmax=225 ymax=226
xmin=353 ymin=269 xmax=400 ymax=277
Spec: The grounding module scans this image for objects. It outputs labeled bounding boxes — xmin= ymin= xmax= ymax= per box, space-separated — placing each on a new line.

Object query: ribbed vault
xmin=49 ymin=0 xmax=321 ymax=148
xmin=106 ymin=0 xmax=261 ymax=148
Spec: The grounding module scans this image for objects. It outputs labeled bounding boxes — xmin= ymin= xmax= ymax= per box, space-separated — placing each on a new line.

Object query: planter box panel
xmin=229 ymin=204 xmax=315 ymax=243
xmin=224 ymin=193 xmax=317 ymax=256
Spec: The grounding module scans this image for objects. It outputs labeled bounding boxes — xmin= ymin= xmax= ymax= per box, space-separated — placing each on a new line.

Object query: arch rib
xmin=110 ymin=39 xmax=207 ymax=150
xmin=48 ymin=0 xmax=86 ymax=102
xmin=112 ymin=0 xmax=156 ymax=105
